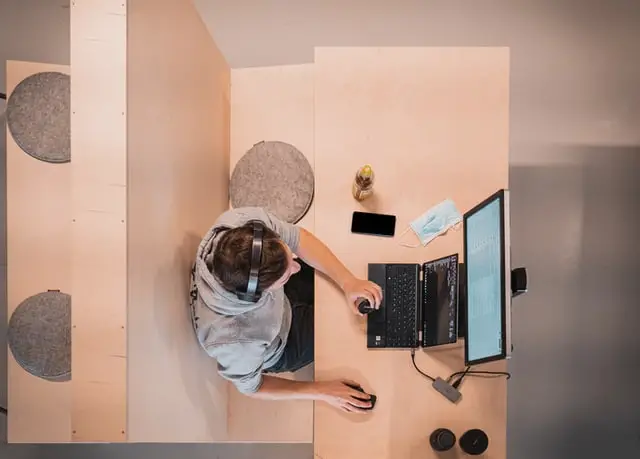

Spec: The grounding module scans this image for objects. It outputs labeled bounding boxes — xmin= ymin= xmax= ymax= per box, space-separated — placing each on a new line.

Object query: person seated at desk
xmin=190 ymin=207 xmax=382 ymax=413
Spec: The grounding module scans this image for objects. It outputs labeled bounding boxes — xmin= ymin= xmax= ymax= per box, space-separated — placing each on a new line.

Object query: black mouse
xmin=343 ymin=382 xmax=377 ymax=410
xmin=357 ymin=298 xmax=374 ymax=315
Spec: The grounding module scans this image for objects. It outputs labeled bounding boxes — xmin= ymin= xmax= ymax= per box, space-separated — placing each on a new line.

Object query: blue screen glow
xmin=465 ymin=198 xmax=504 ymax=362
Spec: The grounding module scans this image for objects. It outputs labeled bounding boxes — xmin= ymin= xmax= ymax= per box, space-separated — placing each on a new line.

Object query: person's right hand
xmin=315 ymin=380 xmax=373 ymax=413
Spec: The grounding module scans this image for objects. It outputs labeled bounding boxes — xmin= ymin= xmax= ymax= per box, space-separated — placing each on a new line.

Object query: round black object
xmin=357 ymin=298 xmax=373 ymax=315
xmin=430 ymin=428 xmax=456 ymax=452
xmin=8 ymin=291 xmax=71 ymax=382
xmin=459 ymin=429 xmax=489 ymax=455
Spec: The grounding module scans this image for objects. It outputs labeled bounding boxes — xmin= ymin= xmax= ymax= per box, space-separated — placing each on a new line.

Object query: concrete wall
xmin=509 ymin=147 xmax=640 ymax=458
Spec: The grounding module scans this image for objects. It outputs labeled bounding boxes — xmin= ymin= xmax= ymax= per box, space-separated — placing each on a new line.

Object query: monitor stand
xmin=456 ymin=263 xmax=527 ymax=339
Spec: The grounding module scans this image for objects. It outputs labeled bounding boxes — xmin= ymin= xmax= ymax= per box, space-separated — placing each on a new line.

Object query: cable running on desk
xmin=410 ymin=349 xmax=511 ymax=385
xmin=410 ymin=349 xmax=436 ymax=382
xmin=449 ymin=368 xmax=511 ymax=387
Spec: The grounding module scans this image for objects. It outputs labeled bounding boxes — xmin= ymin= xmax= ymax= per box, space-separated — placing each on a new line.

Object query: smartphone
xmin=351 ymin=211 xmax=397 ymax=237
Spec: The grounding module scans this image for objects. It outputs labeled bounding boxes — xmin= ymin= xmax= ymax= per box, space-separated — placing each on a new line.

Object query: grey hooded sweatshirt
xmin=189 ymin=207 xmax=300 ymax=394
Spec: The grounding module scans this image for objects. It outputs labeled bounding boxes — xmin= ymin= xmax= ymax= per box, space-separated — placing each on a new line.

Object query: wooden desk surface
xmin=313 ymin=47 xmax=510 ymax=459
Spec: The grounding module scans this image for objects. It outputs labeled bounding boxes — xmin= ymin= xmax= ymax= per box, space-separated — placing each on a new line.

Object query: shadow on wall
xmin=508 ymin=146 xmax=640 ymax=459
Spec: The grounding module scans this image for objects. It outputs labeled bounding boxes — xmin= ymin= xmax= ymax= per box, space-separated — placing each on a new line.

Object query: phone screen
xmin=351 ymin=211 xmax=397 ymax=237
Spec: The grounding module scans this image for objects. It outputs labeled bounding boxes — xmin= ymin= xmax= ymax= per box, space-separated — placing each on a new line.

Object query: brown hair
xmin=212 ymin=224 xmax=289 ymax=296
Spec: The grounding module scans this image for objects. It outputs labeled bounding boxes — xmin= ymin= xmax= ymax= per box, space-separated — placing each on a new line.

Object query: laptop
xmin=366 ymin=254 xmax=459 ymax=349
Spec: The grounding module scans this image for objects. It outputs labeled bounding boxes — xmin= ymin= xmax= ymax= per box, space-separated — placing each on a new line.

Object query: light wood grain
xmin=126 ymin=0 xmax=231 ymax=442
xmin=313 ymin=47 xmax=510 ymax=459
xmin=228 ymin=64 xmax=314 ymax=442
xmin=6 ymin=60 xmax=72 ymax=444
xmin=70 ymin=0 xmax=128 ymax=442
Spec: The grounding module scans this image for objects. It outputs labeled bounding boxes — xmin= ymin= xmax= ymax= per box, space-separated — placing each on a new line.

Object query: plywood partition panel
xmin=228 ymin=65 xmax=314 ymax=442
xmin=6 ymin=60 xmax=72 ymax=443
xmin=70 ymin=0 xmax=128 ymax=442
xmin=126 ymin=0 xmax=231 ymax=442
xmin=313 ymin=47 xmax=509 ymax=459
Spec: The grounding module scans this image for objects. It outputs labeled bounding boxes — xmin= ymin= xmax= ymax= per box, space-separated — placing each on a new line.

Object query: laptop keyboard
xmin=385 ymin=265 xmax=418 ymax=347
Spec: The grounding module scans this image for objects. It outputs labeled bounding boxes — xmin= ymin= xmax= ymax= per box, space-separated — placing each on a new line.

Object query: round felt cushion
xmin=8 ymin=291 xmax=71 ymax=382
xmin=230 ymin=141 xmax=314 ymax=224
xmin=6 ymin=71 xmax=71 ymax=163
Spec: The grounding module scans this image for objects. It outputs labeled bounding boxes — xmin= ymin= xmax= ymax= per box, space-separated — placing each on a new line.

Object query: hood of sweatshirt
xmin=193 ymin=224 xmax=273 ymax=316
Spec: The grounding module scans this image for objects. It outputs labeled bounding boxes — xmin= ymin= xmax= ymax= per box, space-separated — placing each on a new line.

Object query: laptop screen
xmin=464 ymin=195 xmax=506 ymax=364
xmin=422 ymin=254 xmax=458 ymax=347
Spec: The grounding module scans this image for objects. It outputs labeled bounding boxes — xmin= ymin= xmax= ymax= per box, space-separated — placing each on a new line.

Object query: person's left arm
xmin=296 ymin=228 xmax=382 ymax=315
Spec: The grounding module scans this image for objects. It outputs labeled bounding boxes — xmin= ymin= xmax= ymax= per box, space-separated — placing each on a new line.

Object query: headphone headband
xmin=235 ymin=221 xmax=264 ymax=302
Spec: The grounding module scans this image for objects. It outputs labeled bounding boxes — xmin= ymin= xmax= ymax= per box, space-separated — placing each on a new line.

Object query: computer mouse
xmin=343 ymin=382 xmax=377 ymax=410
xmin=357 ymin=298 xmax=374 ymax=315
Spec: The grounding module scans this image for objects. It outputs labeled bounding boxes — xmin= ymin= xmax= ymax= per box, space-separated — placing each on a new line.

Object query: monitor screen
xmin=463 ymin=190 xmax=510 ymax=365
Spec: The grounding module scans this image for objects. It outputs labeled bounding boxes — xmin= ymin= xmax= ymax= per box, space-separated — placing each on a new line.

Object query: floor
xmin=508 ymin=146 xmax=640 ymax=458
xmin=2 ymin=0 xmax=640 ymax=458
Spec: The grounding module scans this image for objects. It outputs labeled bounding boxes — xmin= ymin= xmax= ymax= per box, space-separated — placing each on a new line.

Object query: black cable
xmin=449 ymin=367 xmax=511 ymax=389
xmin=410 ymin=349 xmax=436 ymax=382
xmin=410 ymin=349 xmax=511 ymax=387
xmin=450 ymin=366 xmax=472 ymax=388
xmin=0 ymin=406 xmax=7 ymax=416
xmin=0 ymin=92 xmax=6 ymax=100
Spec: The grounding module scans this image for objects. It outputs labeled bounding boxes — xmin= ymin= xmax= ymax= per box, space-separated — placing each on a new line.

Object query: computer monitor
xmin=463 ymin=189 xmax=512 ymax=366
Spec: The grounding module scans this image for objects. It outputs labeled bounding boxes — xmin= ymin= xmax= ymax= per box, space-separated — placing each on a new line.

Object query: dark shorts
xmin=264 ymin=260 xmax=315 ymax=374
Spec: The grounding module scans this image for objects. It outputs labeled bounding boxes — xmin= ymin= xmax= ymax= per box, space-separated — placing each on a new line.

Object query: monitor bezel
xmin=463 ymin=189 xmax=511 ymax=366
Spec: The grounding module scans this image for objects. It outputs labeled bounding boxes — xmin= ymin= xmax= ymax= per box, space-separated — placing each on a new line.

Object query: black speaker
xmin=429 ymin=428 xmax=456 ymax=452
xmin=459 ymin=429 xmax=489 ymax=455
xmin=511 ymin=267 xmax=528 ymax=297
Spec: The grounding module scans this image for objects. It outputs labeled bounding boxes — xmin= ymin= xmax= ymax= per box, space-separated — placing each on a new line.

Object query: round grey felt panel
xmin=8 ymin=291 xmax=71 ymax=382
xmin=230 ymin=141 xmax=314 ymax=223
xmin=6 ymin=71 xmax=71 ymax=163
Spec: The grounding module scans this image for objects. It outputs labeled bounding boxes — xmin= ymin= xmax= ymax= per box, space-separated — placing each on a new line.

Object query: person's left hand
xmin=342 ymin=276 xmax=383 ymax=316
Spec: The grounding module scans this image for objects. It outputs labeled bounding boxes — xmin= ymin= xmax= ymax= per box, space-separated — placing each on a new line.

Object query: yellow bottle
xmin=352 ymin=164 xmax=375 ymax=201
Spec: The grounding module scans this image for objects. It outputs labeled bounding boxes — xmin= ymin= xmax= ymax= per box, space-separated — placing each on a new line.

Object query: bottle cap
xmin=360 ymin=165 xmax=373 ymax=177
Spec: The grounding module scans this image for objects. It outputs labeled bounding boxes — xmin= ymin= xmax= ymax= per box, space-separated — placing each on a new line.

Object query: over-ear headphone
xmin=235 ymin=220 xmax=265 ymax=303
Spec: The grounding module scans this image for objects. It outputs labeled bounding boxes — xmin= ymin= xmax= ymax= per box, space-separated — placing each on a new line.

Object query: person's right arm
xmin=249 ymin=375 xmax=373 ymax=413
xmin=211 ymin=342 xmax=372 ymax=413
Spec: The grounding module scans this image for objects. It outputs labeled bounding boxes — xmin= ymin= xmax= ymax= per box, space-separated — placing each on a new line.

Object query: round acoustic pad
xmin=6 ymin=71 xmax=71 ymax=163
xmin=8 ymin=291 xmax=71 ymax=382
xmin=230 ymin=141 xmax=314 ymax=223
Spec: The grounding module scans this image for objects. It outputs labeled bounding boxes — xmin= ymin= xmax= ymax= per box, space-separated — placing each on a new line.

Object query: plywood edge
xmin=70 ymin=0 xmax=128 ymax=442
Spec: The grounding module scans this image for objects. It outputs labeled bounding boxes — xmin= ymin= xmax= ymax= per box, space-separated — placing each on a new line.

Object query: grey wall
xmin=509 ymin=148 xmax=640 ymax=457
xmin=2 ymin=0 xmax=640 ymax=458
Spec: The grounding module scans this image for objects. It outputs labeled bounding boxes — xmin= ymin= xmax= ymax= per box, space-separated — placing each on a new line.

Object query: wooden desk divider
xmin=7 ymin=0 xmax=231 ymax=443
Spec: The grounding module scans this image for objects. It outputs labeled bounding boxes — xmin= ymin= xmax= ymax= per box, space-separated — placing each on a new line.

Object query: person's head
xmin=212 ymin=223 xmax=301 ymax=298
